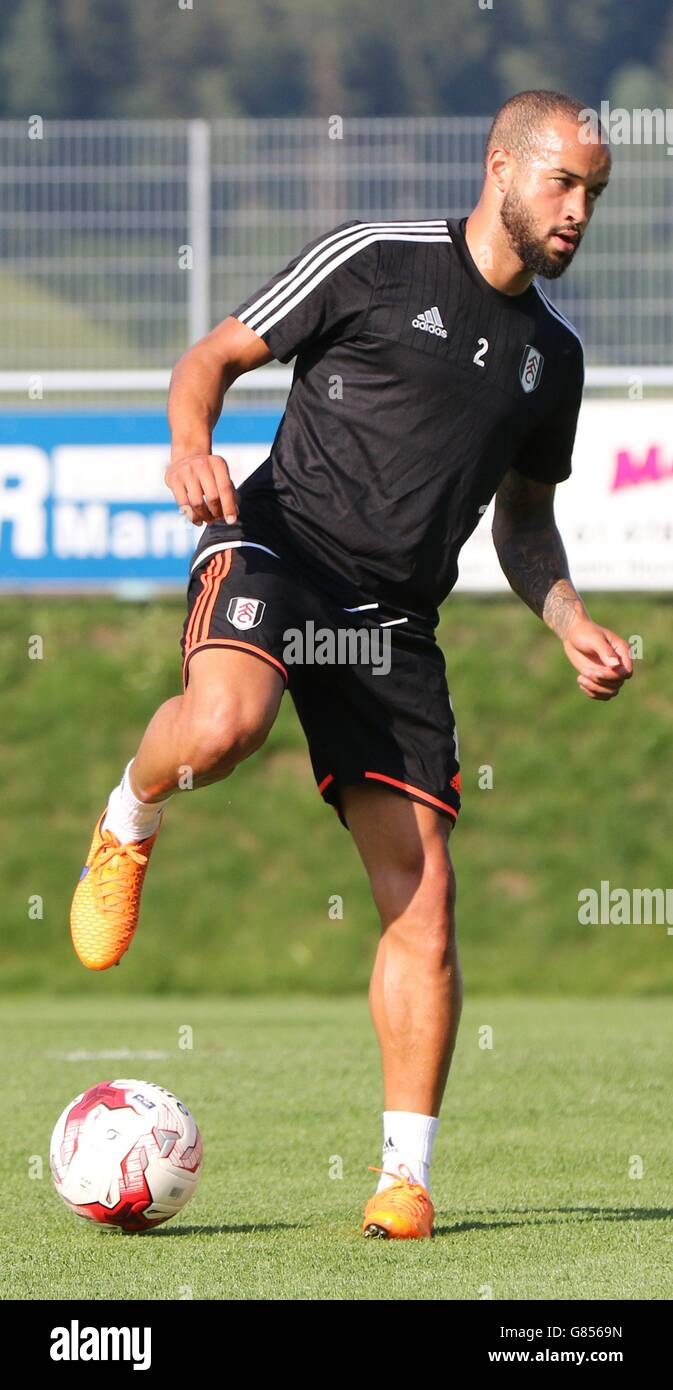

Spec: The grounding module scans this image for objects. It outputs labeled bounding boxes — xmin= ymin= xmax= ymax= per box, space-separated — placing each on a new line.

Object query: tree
xmin=2 ymin=0 xmax=67 ymax=116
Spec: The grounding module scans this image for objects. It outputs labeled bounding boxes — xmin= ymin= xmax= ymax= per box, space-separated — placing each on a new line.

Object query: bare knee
xmin=177 ymin=696 xmax=272 ymax=780
xmin=373 ymin=840 xmax=457 ymax=966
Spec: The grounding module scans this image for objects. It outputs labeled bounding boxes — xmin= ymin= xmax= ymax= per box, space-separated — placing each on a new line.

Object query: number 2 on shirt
xmin=473 ymin=337 xmax=489 ymax=367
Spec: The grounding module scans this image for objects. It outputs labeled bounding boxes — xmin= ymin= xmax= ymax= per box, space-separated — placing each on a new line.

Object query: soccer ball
xmin=50 ymin=1078 xmax=202 ymax=1232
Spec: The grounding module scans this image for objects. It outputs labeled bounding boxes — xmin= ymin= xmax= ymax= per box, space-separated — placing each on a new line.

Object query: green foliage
xmin=1 ymin=0 xmax=66 ymax=116
xmin=2 ymin=594 xmax=671 ymax=996
xmin=0 ymin=0 xmax=671 ymax=118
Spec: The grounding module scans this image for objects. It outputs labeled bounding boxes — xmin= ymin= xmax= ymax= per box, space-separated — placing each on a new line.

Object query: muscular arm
xmin=165 ymin=316 xmax=273 ymax=525
xmin=492 ymin=468 xmax=633 ymax=699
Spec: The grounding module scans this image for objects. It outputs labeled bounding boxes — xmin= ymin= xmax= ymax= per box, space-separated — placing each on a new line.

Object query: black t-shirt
xmin=230 ymin=216 xmax=584 ymax=626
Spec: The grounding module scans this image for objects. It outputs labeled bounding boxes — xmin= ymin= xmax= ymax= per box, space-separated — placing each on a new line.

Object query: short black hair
xmin=484 ymin=90 xmax=607 ymax=173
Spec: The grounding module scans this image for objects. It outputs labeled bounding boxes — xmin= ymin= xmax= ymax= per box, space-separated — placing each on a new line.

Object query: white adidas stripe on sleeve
xmin=236 ymin=220 xmax=449 ymax=327
xmin=236 ymin=220 xmax=451 ymax=339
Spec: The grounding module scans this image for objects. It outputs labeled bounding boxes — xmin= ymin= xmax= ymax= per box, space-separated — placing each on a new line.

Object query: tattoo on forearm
xmin=492 ymin=473 xmax=588 ymax=639
xmin=541 ymin=575 xmax=588 ymax=639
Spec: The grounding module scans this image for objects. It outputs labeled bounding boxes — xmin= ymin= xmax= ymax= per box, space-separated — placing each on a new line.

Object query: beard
xmin=500 ymin=185 xmax=577 ymax=280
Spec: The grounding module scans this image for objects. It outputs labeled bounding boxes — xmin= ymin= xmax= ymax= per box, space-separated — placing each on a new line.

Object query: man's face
xmin=498 ymin=118 xmax=611 ymax=279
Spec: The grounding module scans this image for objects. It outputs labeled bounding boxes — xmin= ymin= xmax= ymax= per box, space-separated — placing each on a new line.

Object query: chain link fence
xmin=1 ymin=117 xmax=671 ymax=402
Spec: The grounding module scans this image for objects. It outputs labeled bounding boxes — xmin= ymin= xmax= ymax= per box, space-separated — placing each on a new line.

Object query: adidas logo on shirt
xmin=412 ymin=305 xmax=447 ymax=338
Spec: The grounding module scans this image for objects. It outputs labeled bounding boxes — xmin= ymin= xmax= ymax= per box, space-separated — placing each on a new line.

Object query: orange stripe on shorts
xmin=182 ymin=637 xmax=288 ymax=688
xmin=184 ymin=550 xmax=232 ymax=657
xmin=184 ymin=555 xmax=217 ymax=656
xmin=364 ymin=770 xmax=458 ymax=818
xmin=199 ymin=549 xmax=231 ymax=642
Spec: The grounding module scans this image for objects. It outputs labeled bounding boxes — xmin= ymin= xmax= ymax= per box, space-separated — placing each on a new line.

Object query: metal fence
xmin=1 ymin=117 xmax=672 ymax=380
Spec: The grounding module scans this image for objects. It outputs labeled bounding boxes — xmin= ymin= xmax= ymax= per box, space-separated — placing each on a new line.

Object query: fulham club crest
xmin=227 ymin=596 xmax=265 ymax=630
xmin=519 ymin=344 xmax=544 ymax=393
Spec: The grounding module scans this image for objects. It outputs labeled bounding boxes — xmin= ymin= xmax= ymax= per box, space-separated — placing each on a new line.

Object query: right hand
xmin=562 ymin=617 xmax=633 ymax=701
xmin=165 ymin=453 xmax=238 ymax=526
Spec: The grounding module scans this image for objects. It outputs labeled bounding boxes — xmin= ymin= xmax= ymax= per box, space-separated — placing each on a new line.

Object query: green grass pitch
xmin=2 ymin=995 xmax=671 ymax=1301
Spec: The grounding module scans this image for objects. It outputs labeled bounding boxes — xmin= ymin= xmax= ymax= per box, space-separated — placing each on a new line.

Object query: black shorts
xmin=180 ymin=538 xmax=461 ymax=831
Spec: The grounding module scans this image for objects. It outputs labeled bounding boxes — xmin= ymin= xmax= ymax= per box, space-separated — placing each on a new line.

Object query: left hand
xmin=562 ymin=619 xmax=634 ymax=700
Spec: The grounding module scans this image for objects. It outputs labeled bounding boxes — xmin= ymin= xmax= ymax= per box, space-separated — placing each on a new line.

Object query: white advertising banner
xmin=1 ymin=402 xmax=670 ymax=590
xmin=455 ymin=400 xmax=673 ymax=592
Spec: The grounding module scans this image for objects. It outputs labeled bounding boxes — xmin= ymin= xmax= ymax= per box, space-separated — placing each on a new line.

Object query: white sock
xmin=103 ymin=760 xmax=169 ymax=843
xmin=376 ymin=1111 xmax=439 ymax=1194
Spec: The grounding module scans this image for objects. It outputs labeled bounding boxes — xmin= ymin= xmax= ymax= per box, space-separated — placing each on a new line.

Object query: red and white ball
xmin=50 ymin=1079 xmax=202 ymax=1231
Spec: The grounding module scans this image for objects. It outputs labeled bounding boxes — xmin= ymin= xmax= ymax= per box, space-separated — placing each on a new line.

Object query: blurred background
xmin=1 ymin=0 xmax=672 ymax=998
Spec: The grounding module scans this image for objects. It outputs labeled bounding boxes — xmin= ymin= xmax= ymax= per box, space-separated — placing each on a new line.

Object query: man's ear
xmin=486 ymin=147 xmax=511 ymax=195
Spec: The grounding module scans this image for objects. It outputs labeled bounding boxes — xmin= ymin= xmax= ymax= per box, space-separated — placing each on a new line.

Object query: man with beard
xmin=71 ymin=90 xmax=632 ymax=1238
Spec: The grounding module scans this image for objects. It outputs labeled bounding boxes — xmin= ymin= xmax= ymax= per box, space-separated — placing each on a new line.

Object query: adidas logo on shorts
xmin=411 ymin=305 xmax=447 ymax=338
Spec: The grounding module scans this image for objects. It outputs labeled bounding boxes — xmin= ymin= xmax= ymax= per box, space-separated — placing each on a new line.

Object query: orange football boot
xmin=70 ymin=810 xmax=161 ymax=970
xmin=362 ymin=1163 xmax=435 ymax=1239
